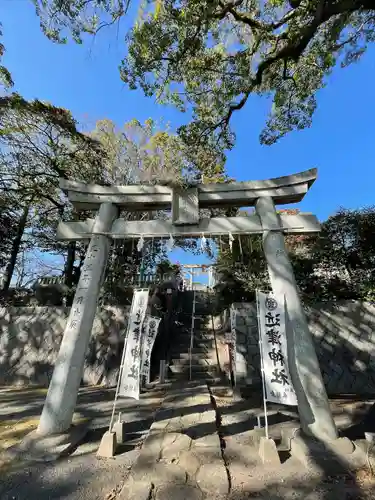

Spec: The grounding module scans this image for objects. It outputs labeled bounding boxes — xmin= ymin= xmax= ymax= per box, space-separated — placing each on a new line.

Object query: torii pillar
xmin=256 ymin=197 xmax=337 ymax=441
xmin=37 ymin=203 xmax=118 ymax=435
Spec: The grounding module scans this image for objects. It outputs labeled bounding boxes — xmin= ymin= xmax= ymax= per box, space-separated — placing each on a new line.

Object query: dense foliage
xmin=214 ymin=207 xmax=375 ymax=305
xmin=34 ymin=1 xmax=375 ymax=148
xmin=0 ymin=106 xmax=225 ymax=300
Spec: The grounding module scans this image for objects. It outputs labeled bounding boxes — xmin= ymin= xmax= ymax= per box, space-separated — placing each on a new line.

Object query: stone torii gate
xmin=37 ymin=168 xmax=337 ymax=442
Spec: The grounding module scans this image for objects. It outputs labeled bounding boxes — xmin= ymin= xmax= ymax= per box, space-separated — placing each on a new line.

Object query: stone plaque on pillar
xmin=172 ymin=188 xmax=199 ymax=225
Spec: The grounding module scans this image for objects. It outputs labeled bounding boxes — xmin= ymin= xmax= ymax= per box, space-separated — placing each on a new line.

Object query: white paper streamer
xmin=229 ymin=232 xmax=234 ymax=252
xmin=137 ymin=235 xmax=145 ymax=252
xmin=200 ymin=233 xmax=207 ymax=252
xmin=166 ymin=233 xmax=174 ymax=251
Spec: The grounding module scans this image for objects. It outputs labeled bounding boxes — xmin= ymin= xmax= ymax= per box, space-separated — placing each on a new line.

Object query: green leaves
xmin=89 ymin=117 xmax=227 ymax=188
xmin=0 ymin=25 xmax=14 ymax=89
xmin=33 ymin=0 xmax=131 ymax=44
xmin=215 ymin=206 xmax=375 ymax=305
xmin=0 ymin=93 xmax=110 ymax=287
xmin=34 ymin=1 xmax=375 ymax=149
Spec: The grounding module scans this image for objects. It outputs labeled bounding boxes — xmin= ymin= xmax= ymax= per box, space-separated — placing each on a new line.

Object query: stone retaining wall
xmin=233 ymin=301 xmax=375 ymax=395
xmin=0 ymin=306 xmax=130 ymax=387
xmin=2 ymin=299 xmax=375 ymax=393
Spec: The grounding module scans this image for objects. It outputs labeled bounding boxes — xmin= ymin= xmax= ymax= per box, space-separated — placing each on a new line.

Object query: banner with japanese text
xmin=118 ymin=289 xmax=149 ymax=400
xmin=228 ymin=305 xmax=237 ymax=385
xmin=140 ymin=315 xmax=161 ymax=386
xmin=257 ymin=291 xmax=297 ymax=406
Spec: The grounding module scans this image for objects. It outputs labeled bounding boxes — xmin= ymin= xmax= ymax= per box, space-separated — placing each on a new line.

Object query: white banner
xmin=140 ymin=315 xmax=161 ymax=386
xmin=118 ymin=289 xmax=149 ymax=399
xmin=229 ymin=305 xmax=237 ymax=385
xmin=257 ymin=291 xmax=297 ymax=406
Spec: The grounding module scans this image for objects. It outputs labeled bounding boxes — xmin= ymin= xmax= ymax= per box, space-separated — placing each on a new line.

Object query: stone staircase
xmin=168 ymin=291 xmax=222 ymax=382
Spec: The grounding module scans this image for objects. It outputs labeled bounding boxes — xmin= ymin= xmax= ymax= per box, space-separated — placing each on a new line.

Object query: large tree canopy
xmin=0 ymin=93 xmax=107 ymax=293
xmin=89 ymin=117 xmax=227 ymax=187
xmin=34 ymin=1 xmax=375 ymax=148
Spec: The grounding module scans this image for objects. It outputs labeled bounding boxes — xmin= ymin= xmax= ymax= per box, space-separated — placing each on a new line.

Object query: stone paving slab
xmin=119 ymin=381 xmax=228 ymax=499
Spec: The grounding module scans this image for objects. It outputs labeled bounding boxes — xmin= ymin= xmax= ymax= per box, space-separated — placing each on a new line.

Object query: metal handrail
xmin=189 ymin=289 xmax=196 ymax=381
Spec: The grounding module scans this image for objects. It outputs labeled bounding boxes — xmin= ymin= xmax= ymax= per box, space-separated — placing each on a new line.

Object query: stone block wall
xmin=2 ymin=299 xmax=375 ymax=393
xmin=233 ymin=301 xmax=375 ymax=395
xmin=0 ymin=306 xmax=130 ymax=387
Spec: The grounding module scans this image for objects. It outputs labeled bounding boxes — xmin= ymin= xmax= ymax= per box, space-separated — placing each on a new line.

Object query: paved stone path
xmin=118 ymin=384 xmax=375 ymax=499
xmin=214 ymin=390 xmax=375 ymax=500
xmin=119 ymin=381 xmax=228 ymax=499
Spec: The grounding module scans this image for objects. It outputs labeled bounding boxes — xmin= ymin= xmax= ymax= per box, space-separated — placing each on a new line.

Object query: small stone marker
xmin=365 ymin=432 xmax=375 ymax=444
xmin=113 ymin=419 xmax=126 ymax=445
xmin=280 ymin=426 xmax=299 ymax=451
xmin=258 ymin=436 xmax=280 ymax=466
xmin=327 ymin=436 xmax=355 ymax=455
xmin=97 ymin=431 xmax=117 ymax=458
xmin=159 ymin=360 xmax=166 ymax=384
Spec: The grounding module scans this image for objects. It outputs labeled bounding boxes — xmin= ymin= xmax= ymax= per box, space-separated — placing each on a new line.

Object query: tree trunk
xmin=1 ymin=204 xmax=30 ymax=293
xmin=64 ymin=242 xmax=76 ymax=306
xmin=64 ymin=242 xmax=76 ymax=288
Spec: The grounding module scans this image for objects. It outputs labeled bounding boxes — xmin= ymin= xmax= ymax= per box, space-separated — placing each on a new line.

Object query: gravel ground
xmin=0 ymin=386 xmax=166 ymax=500
xmin=0 ymin=442 xmax=140 ymax=500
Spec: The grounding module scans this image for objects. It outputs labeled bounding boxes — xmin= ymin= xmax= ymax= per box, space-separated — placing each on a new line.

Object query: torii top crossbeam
xmin=57 ymin=169 xmax=320 ymax=240
xmin=60 ymin=168 xmax=317 ymax=211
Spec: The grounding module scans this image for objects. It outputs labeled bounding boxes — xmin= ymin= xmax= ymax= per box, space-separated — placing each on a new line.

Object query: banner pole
xmin=108 ymin=290 xmax=136 ymax=433
xmin=110 ymin=288 xmax=149 ymax=428
xmin=230 ymin=305 xmax=237 ymax=390
xmin=256 ymin=290 xmax=269 ymax=439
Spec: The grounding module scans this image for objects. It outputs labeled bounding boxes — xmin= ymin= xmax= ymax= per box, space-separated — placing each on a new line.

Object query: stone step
xmin=176 ymin=334 xmax=214 ymax=343
xmin=173 ymin=352 xmax=211 ymax=360
xmin=170 ymin=347 xmax=209 ymax=356
xmin=195 ymin=340 xmax=215 ymax=348
xmin=171 ymin=371 xmax=221 ymax=381
xmin=173 ymin=341 xmax=215 ymax=350
xmin=170 ymin=357 xmax=213 ymax=367
xmin=170 ymin=364 xmax=218 ymax=374
xmin=176 ymin=332 xmax=215 ymax=340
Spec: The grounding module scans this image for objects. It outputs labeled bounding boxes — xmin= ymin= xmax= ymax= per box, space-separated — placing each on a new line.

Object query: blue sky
xmin=2 ymin=1 xmax=375 ymax=269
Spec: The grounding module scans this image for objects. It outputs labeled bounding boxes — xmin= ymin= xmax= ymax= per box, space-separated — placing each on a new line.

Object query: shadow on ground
xmin=0 ymin=384 xmax=374 ymax=500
